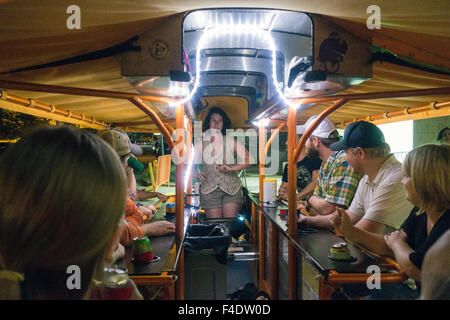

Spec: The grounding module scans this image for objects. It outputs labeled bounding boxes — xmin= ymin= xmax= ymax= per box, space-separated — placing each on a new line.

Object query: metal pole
xmin=258 ymin=125 xmax=266 ymax=291
xmin=287 ymin=105 xmax=298 ymax=300
xmin=129 ymin=97 xmax=175 ymax=150
xmin=175 ymin=103 xmax=185 ymax=300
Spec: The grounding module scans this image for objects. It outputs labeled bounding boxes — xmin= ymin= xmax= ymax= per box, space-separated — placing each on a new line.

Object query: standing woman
xmin=194 ymin=107 xmax=253 ymax=219
xmin=331 ymin=144 xmax=450 ymax=298
xmin=0 ymin=127 xmax=137 ymax=299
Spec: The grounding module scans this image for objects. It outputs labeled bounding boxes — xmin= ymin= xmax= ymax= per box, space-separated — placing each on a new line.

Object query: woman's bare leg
xmin=222 ymin=202 xmax=242 ymax=218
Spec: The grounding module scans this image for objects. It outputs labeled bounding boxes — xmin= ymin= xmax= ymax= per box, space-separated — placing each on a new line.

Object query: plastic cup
xmin=133 ymin=236 xmax=154 ymax=262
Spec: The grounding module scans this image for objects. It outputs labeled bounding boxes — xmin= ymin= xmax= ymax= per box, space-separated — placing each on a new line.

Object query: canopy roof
xmin=0 ymin=0 xmax=449 ymax=131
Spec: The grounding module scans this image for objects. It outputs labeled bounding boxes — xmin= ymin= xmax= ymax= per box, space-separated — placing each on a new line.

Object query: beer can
xmin=103 ymin=266 xmax=132 ymax=300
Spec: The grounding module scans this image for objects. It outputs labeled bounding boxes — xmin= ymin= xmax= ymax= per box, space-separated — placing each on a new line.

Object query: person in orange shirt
xmin=99 ymin=130 xmax=175 ymax=247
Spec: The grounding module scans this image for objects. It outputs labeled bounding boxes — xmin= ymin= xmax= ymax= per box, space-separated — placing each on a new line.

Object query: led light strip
xmin=169 ymin=24 xmax=300 ymax=110
xmin=183 ymin=114 xmax=194 ymax=191
xmin=252 ymin=118 xmax=270 ymax=128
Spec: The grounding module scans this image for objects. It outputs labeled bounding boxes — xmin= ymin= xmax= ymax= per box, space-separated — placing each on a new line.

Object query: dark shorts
xmin=200 ymin=188 xmax=244 ymax=209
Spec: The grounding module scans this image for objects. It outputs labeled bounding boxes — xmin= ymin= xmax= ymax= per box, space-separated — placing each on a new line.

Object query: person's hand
xmin=297 ymin=201 xmax=306 ymax=210
xmin=330 ymin=207 xmax=352 ymax=236
xmin=194 ymin=171 xmax=206 ymax=181
xmin=145 ymin=221 xmax=176 ymax=237
xmin=111 ymin=243 xmax=125 ymax=263
xmin=218 ymin=164 xmax=233 ymax=172
xmin=129 ymin=280 xmax=143 ymax=300
xmin=384 ymin=230 xmax=408 ymax=250
xmin=156 ymin=192 xmax=169 ymax=202
xmin=138 ymin=205 xmax=154 ymax=219
xmin=297 ymin=214 xmax=309 ymax=225
xmin=278 ymin=188 xmax=287 ymax=201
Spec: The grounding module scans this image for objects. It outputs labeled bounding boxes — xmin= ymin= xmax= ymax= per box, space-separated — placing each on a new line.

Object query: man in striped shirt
xmin=296 ymin=116 xmax=363 ymax=216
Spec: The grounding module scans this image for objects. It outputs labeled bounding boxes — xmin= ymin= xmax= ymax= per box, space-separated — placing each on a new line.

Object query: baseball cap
xmin=99 ymin=129 xmax=145 ymax=173
xmin=98 ymin=129 xmax=130 ymax=157
xmin=329 ymin=121 xmax=386 ymax=151
xmin=112 ymin=129 xmax=144 ymax=156
xmin=130 ymin=143 xmax=143 ymax=156
xmin=297 ymin=115 xmax=337 ymax=139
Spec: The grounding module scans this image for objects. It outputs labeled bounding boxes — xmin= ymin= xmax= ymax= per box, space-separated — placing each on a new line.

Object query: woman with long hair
xmin=193 ymin=107 xmax=254 ymax=219
xmin=0 ymin=126 xmax=137 ymax=299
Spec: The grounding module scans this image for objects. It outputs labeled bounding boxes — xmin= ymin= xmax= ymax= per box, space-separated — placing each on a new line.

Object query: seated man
xmin=278 ymin=131 xmax=322 ymax=201
xmin=116 ymin=130 xmax=168 ymax=203
xmin=299 ymin=121 xmax=412 ymax=234
xmin=296 ymin=116 xmax=362 ymax=216
xmin=127 ymin=161 xmax=169 ymax=201
xmin=99 ymin=129 xmax=175 ymax=247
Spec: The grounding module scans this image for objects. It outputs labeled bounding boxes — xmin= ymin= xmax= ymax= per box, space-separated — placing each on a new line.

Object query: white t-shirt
xmin=348 ymin=154 xmax=413 ymax=230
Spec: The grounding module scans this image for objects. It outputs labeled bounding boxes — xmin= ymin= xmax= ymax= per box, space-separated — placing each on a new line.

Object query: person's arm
xmin=138 ymin=205 xmax=154 ymax=220
xmin=354 ymin=218 xmax=387 ymax=234
xmin=331 ymin=208 xmax=393 ymax=256
xmin=278 ymin=164 xmax=289 ymax=200
xmin=298 ymin=214 xmax=334 ymax=230
xmin=126 ymin=165 xmax=138 ymax=201
xmin=299 ymin=207 xmax=361 ymax=230
xmin=220 ymin=138 xmax=254 ymax=172
xmin=193 ymin=164 xmax=206 ymax=181
xmin=312 ymin=159 xmax=361 ymax=215
xmin=124 ymin=198 xmax=145 ymax=225
xmin=278 ymin=182 xmax=288 ymax=200
xmin=297 ymin=169 xmax=319 ymax=200
xmin=111 ymin=243 xmax=126 ymax=263
xmin=120 ymin=221 xmax=145 ymax=247
xmin=136 ymin=190 xmax=168 ymax=201
xmin=142 ymin=221 xmax=176 ymax=237
xmin=385 ymin=230 xmax=421 ymax=281
xmin=306 ymin=195 xmax=345 ymax=216
xmin=120 ymin=198 xmax=146 ymax=246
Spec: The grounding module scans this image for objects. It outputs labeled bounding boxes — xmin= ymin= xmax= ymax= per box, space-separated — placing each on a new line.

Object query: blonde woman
xmin=331 ymin=144 xmax=450 ymax=299
xmin=0 ymin=127 xmax=141 ymax=299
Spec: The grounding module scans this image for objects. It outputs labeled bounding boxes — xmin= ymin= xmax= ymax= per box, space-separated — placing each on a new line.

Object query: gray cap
xmin=297 ymin=115 xmax=337 ymax=139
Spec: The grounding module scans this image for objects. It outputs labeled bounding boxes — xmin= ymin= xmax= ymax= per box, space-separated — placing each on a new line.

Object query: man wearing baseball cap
xmin=296 ymin=115 xmax=363 ymax=216
xmin=99 ymin=129 xmax=175 ymax=247
xmin=301 ymin=121 xmax=413 ymax=235
xmin=278 ymin=132 xmax=322 ymax=202
xmin=103 ymin=129 xmax=168 ymax=202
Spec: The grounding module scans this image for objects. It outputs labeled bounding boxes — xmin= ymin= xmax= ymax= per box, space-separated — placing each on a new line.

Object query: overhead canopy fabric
xmin=0 ymin=0 xmax=449 ymax=129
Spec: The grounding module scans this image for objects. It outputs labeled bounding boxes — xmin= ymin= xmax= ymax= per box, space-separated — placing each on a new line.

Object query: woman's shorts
xmin=200 ymin=188 xmax=244 ymax=209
